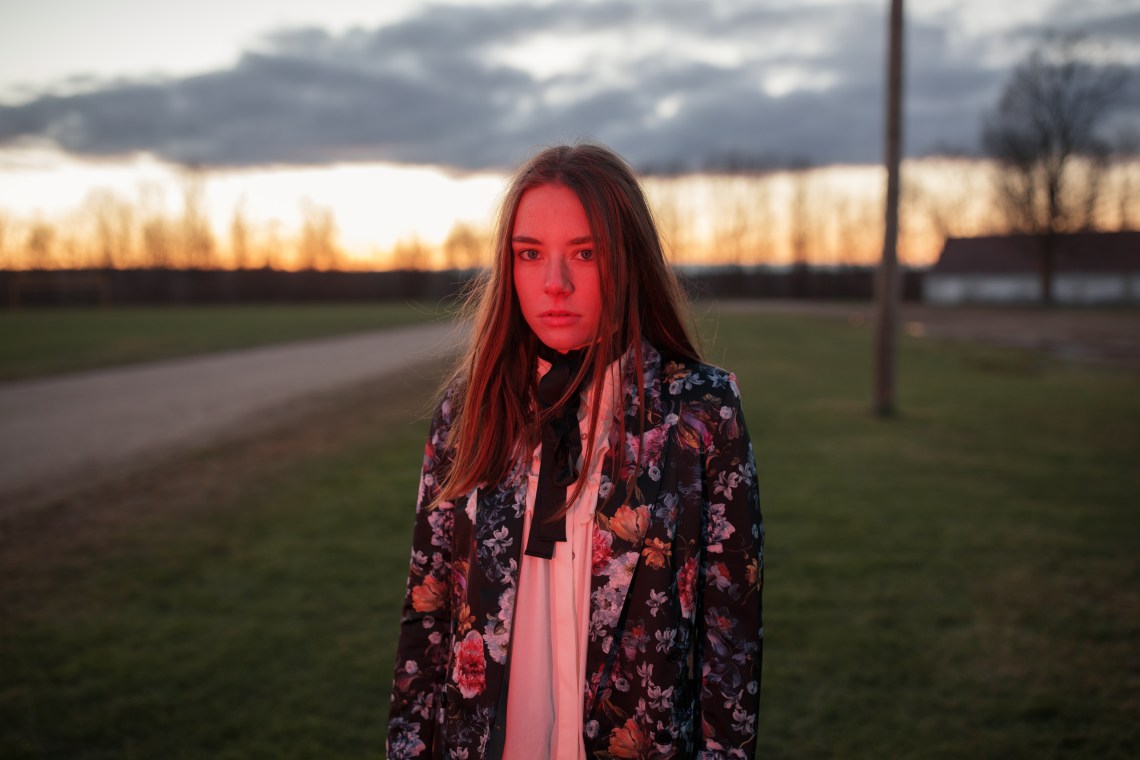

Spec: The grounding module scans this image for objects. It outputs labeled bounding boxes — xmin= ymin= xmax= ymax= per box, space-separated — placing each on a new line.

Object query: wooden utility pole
xmin=874 ymin=0 xmax=904 ymax=417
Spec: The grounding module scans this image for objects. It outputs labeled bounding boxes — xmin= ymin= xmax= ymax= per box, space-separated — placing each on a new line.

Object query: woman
xmin=387 ymin=144 xmax=763 ymax=759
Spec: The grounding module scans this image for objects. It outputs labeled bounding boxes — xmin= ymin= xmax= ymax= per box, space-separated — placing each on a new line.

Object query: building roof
xmin=930 ymin=231 xmax=1140 ymax=275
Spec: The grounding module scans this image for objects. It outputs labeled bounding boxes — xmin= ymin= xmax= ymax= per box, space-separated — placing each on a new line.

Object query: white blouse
xmin=496 ymin=356 xmax=620 ymax=759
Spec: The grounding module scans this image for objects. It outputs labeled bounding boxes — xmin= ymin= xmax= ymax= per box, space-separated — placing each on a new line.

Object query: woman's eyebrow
xmin=510 ymin=235 xmax=594 ymax=245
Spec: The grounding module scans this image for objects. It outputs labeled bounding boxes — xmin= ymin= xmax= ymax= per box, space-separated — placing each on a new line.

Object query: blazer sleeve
xmin=386 ymin=391 xmax=458 ymax=759
xmin=695 ymin=375 xmax=764 ymax=758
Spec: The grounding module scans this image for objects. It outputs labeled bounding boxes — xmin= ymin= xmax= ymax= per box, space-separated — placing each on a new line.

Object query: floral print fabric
xmin=387 ymin=340 xmax=764 ymax=759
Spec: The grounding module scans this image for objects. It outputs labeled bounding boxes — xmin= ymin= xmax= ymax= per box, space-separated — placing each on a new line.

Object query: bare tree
xmin=902 ymin=167 xmax=949 ymax=244
xmin=819 ymin=187 xmax=880 ymax=266
xmin=142 ymin=219 xmax=173 ymax=269
xmin=982 ymin=33 xmax=1127 ymax=304
xmin=711 ymin=174 xmax=759 ymax=266
xmin=84 ymin=189 xmax=134 ymax=270
xmin=390 ymin=236 xmax=428 ymax=270
xmin=135 ymin=182 xmax=169 ymax=268
xmin=644 ymin=176 xmax=697 ymax=264
xmin=831 ymin=196 xmax=860 ymax=265
xmin=1112 ymin=127 xmax=1139 ymax=230
xmin=0 ymin=211 xmax=10 ymax=269
xmin=25 ymin=219 xmax=56 ymax=269
xmin=298 ymin=199 xmax=342 ymax=271
xmin=229 ymin=200 xmax=251 ymax=270
xmin=747 ymin=176 xmax=775 ymax=264
xmin=443 ymin=221 xmax=485 ymax=270
xmin=178 ymin=169 xmax=217 ymax=269
xmin=259 ymin=220 xmax=286 ymax=270
xmin=787 ymin=166 xmax=813 ymax=269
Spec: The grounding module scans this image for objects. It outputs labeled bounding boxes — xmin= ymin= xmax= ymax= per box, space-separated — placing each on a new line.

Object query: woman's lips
xmin=539 ymin=310 xmax=580 ymax=326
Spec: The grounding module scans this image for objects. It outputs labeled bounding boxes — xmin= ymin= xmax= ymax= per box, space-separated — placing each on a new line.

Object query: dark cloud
xmin=0 ymin=0 xmax=1134 ymax=170
xmin=1038 ymin=1 xmax=1140 ymax=44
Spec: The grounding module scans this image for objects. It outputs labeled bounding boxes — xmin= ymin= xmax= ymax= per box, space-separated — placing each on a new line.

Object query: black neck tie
xmin=525 ymin=342 xmax=589 ymax=559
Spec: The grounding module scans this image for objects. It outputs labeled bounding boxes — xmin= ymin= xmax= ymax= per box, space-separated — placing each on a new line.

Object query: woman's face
xmin=511 ymin=183 xmax=602 ymax=353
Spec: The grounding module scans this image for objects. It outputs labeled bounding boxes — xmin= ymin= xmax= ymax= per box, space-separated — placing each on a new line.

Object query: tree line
xmin=2 ymin=153 xmax=1133 ymax=274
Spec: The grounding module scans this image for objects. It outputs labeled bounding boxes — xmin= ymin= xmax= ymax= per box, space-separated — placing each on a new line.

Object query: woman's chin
xmin=533 ymin=330 xmax=592 ymax=353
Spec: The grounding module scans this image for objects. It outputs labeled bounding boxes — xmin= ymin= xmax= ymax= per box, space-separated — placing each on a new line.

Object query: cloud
xmin=1039 ymin=1 xmax=1140 ymax=48
xmin=0 ymin=0 xmax=1134 ymax=171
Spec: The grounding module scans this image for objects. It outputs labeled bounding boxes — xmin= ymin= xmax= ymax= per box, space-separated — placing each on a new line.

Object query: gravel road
xmin=0 ymin=321 xmax=464 ymax=513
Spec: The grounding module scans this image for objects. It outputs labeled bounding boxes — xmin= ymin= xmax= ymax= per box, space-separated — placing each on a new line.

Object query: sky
xmin=2 ymin=0 xmax=1138 ymax=173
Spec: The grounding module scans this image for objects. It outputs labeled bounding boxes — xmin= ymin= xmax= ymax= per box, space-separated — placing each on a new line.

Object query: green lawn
xmin=1 ymin=309 xmax=1137 ymax=758
xmin=0 ymin=302 xmax=449 ymax=381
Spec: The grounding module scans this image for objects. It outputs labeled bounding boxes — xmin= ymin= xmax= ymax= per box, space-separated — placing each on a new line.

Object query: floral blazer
xmin=387 ymin=340 xmax=764 ymax=759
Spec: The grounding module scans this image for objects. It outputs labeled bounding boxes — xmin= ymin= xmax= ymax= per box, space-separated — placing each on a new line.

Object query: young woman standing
xmin=387 ymin=143 xmax=763 ymax=759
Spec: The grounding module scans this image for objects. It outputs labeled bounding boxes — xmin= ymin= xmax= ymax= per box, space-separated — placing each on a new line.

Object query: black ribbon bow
xmin=525 ymin=342 xmax=590 ymax=560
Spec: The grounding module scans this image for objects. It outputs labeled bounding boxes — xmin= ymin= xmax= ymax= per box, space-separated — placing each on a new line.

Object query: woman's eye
xmin=576 ymin=249 xmax=595 ymax=261
xmin=517 ymin=249 xmax=539 ymax=261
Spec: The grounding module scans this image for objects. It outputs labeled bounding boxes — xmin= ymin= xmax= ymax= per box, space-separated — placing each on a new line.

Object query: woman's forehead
xmin=512 ymin=184 xmax=592 ymax=238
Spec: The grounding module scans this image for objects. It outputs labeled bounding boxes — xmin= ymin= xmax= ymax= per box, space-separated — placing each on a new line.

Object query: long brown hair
xmin=437 ymin=143 xmax=699 ymax=510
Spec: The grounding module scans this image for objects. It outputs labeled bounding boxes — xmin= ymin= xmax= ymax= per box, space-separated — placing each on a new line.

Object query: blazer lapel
xmin=584 ymin=340 xmax=675 ymax=718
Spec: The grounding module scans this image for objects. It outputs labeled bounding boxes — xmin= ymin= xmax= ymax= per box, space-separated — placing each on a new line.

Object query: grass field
xmin=1 ymin=308 xmax=1138 ymax=758
xmin=0 ymin=302 xmax=449 ymax=381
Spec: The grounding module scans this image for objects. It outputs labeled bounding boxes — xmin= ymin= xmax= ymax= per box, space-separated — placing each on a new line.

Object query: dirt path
xmin=0 ymin=321 xmax=465 ymax=515
xmin=714 ymin=299 xmax=1140 ymax=369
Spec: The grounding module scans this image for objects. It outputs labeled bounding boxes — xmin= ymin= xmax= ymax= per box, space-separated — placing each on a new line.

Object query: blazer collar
xmin=596 ymin=338 xmax=669 ymax=526
xmin=478 ymin=338 xmax=670 ymax=555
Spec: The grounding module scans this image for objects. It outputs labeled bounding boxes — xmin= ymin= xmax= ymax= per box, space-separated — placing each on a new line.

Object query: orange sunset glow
xmin=1 ymin=149 xmax=1136 ymax=273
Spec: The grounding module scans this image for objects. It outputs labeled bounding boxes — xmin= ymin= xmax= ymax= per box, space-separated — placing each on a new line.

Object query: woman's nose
xmin=543 ymin=256 xmax=574 ymax=295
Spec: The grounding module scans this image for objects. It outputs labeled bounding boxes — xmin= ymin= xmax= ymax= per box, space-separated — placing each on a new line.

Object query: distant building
xmin=923 ymin=232 xmax=1140 ymax=305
